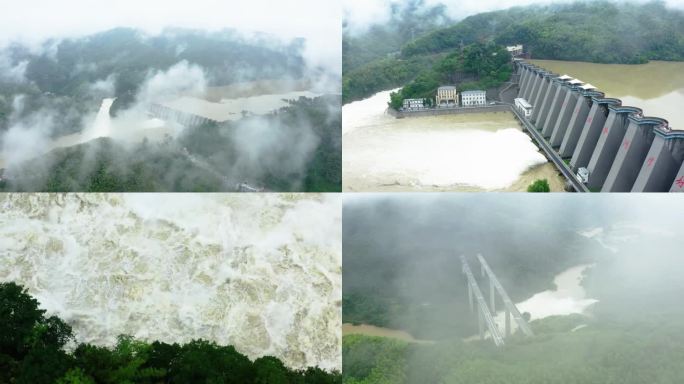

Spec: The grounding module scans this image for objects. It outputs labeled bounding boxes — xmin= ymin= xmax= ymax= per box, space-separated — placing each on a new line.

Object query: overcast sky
xmin=344 ymin=0 xmax=684 ymax=32
xmin=0 ymin=0 xmax=340 ymax=72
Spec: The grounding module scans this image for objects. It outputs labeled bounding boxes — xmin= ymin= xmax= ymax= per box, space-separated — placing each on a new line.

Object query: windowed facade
xmin=461 ymin=90 xmax=487 ymax=107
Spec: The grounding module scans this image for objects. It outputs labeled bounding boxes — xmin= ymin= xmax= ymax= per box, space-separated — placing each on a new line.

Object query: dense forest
xmin=341 ymin=0 xmax=455 ymax=104
xmin=343 ymin=0 xmax=453 ymax=74
xmin=343 ymin=0 xmax=684 ymax=104
xmin=1 ymin=96 xmax=341 ymax=192
xmin=404 ymin=0 xmax=684 ymax=63
xmin=388 ymin=43 xmax=512 ymax=110
xmin=343 ymin=315 xmax=684 ymax=383
xmin=342 ymin=195 xmax=684 ymax=383
xmin=0 ymin=27 xmax=306 ymax=137
xmin=0 ymin=282 xmax=341 ymax=384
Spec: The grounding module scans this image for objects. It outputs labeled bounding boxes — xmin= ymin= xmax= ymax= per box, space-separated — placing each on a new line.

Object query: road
xmin=507 ymin=105 xmax=589 ymax=192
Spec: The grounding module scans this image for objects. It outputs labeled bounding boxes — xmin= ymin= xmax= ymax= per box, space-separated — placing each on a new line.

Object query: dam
xmin=515 ymin=60 xmax=684 ymax=192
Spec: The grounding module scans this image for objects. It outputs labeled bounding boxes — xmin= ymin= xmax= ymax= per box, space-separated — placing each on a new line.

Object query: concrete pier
xmin=519 ymin=65 xmax=533 ymax=99
xmin=559 ymin=91 xmax=604 ymax=158
xmin=521 ymin=65 xmax=535 ymax=100
xmin=602 ymin=117 xmax=668 ymax=191
xmin=586 ymin=106 xmax=642 ymax=189
xmin=524 ymin=69 xmax=538 ymax=105
xmin=671 ymin=162 xmax=684 ymax=192
xmin=531 ymin=73 xmax=552 ymax=123
xmin=541 ymin=78 xmax=570 ymax=137
xmin=533 ymin=74 xmax=555 ymax=125
xmin=549 ymin=83 xmax=582 ymax=147
xmin=631 ymin=131 xmax=684 ymax=192
xmin=570 ymin=97 xmax=620 ymax=170
xmin=527 ymin=71 xmax=544 ymax=109
xmin=537 ymin=76 xmax=562 ymax=132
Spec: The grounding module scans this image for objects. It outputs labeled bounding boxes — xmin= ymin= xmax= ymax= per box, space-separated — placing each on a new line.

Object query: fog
xmin=343 ymin=194 xmax=684 ymax=340
xmin=0 ymin=0 xmax=340 ymax=74
xmin=343 ymin=0 xmax=684 ymax=33
xmin=0 ymin=16 xmax=341 ymax=191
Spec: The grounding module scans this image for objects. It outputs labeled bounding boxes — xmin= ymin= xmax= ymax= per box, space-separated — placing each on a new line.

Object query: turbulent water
xmin=0 ymin=98 xmax=174 ymax=169
xmin=530 ymin=60 xmax=684 ymax=130
xmin=342 ymin=89 xmax=565 ymax=191
xmin=493 ymin=264 xmax=598 ymax=334
xmin=0 ymin=194 xmax=342 ymax=371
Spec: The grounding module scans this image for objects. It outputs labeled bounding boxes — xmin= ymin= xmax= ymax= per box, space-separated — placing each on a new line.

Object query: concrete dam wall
xmin=148 ymin=103 xmax=218 ymax=128
xmin=516 ymin=60 xmax=684 ymax=192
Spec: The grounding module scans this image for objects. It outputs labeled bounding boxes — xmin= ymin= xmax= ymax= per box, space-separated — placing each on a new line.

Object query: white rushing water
xmin=343 ymin=90 xmax=550 ymax=191
xmin=0 ymin=194 xmax=342 ymax=371
xmin=86 ymin=98 xmax=115 ymax=140
xmin=492 ymin=264 xmax=598 ymax=335
xmin=1 ymin=98 xmax=174 ymax=169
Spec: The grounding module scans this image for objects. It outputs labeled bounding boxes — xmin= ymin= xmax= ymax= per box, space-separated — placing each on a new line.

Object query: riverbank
xmin=343 ymin=91 xmax=566 ymax=192
xmin=388 ymin=104 xmax=511 ymax=118
xmin=343 ymin=324 xmax=434 ymax=344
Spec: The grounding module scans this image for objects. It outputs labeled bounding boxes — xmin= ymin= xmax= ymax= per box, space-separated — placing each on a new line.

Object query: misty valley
xmin=0 ymin=28 xmax=341 ymax=192
xmin=342 ymin=195 xmax=684 ymax=383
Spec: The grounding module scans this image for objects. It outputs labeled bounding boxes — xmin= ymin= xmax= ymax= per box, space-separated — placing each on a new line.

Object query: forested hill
xmin=0 ymin=28 xmax=307 ymax=135
xmin=343 ymin=0 xmax=454 ymax=74
xmin=343 ymin=0 xmax=684 ymax=104
xmin=341 ymin=0 xmax=455 ymax=103
xmin=403 ymin=0 xmax=684 ymax=63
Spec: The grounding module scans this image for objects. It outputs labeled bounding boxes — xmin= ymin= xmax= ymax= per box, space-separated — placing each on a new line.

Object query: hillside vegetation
xmin=343 ymin=315 xmax=684 ymax=384
xmin=343 ymin=0 xmax=684 ymax=104
xmin=2 ymin=96 xmax=341 ymax=192
xmin=403 ymin=0 xmax=684 ymax=63
xmin=0 ymin=282 xmax=341 ymax=384
xmin=342 ymin=0 xmax=455 ymax=104
xmin=388 ymin=43 xmax=512 ymax=110
xmin=0 ymin=28 xmax=306 ymax=137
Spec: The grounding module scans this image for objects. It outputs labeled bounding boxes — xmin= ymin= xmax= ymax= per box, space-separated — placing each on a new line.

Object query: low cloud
xmin=0 ymin=56 xmax=28 ymax=83
xmin=138 ymin=61 xmax=208 ymax=102
xmin=344 ymin=0 xmax=684 ymax=34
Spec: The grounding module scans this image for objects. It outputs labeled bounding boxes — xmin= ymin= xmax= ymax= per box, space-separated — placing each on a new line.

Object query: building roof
xmin=461 ymin=90 xmax=486 ymax=95
xmin=568 ymin=79 xmax=584 ymax=85
xmin=580 ymin=83 xmax=596 ymax=90
xmin=438 ymin=86 xmax=456 ymax=91
xmin=557 ymin=74 xmax=573 ymax=80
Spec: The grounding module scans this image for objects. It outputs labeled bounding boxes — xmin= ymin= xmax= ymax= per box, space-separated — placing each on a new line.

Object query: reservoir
xmin=343 ymin=89 xmax=565 ymax=191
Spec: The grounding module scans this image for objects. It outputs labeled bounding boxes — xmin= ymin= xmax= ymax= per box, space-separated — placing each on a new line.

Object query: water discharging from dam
xmin=0 ymin=194 xmax=342 ymax=371
xmin=529 ymin=60 xmax=684 ymax=130
xmin=343 ymin=90 xmax=565 ymax=191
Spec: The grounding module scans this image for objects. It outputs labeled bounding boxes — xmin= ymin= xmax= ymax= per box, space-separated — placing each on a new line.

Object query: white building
xmin=506 ymin=44 xmax=524 ymax=57
xmin=403 ymin=98 xmax=425 ymax=110
xmin=515 ymin=98 xmax=533 ymax=117
xmin=461 ymin=90 xmax=487 ymax=107
xmin=436 ymin=86 xmax=458 ymax=107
